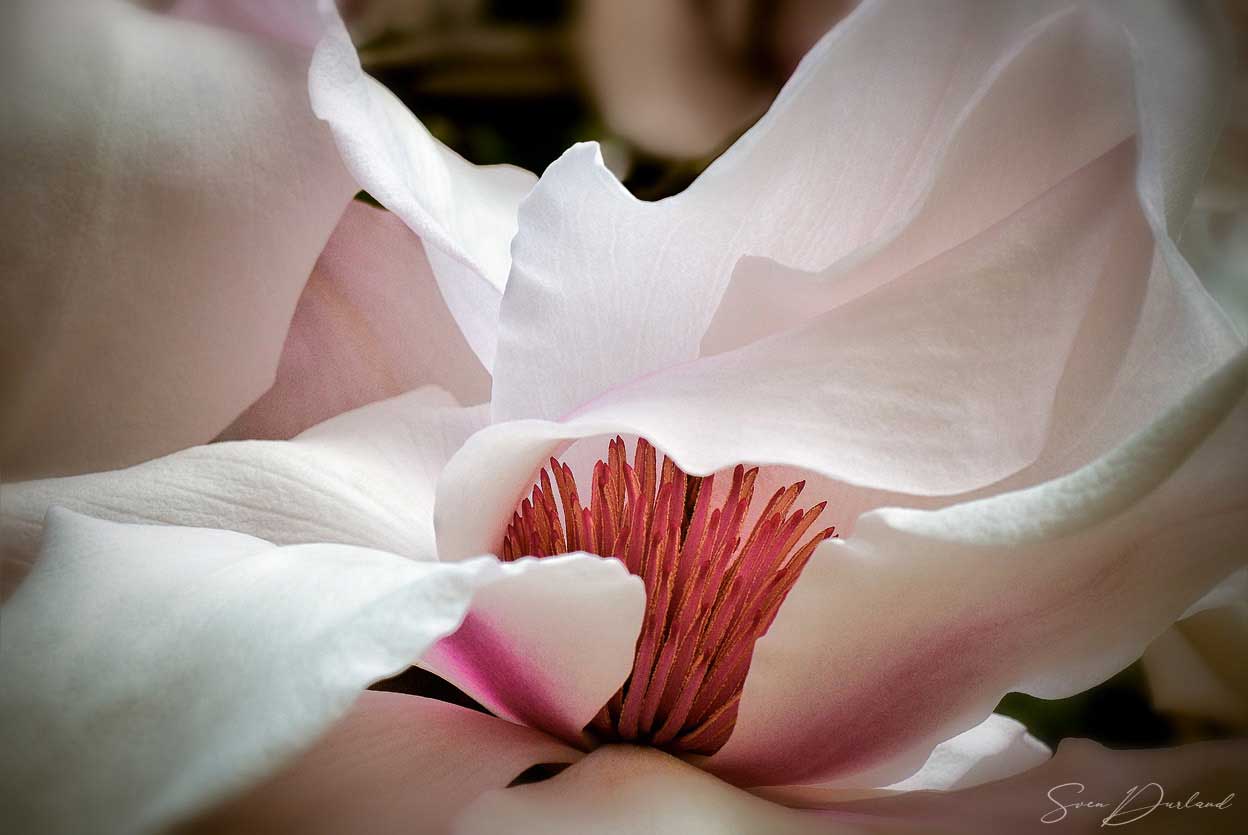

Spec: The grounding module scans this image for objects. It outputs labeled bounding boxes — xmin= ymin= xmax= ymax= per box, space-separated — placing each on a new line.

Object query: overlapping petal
xmin=490 ymin=0 xmax=1238 ymax=503
xmin=437 ymin=348 xmax=1245 ymax=788
xmin=421 ymin=553 xmax=646 ymax=744
xmin=1142 ymin=570 xmax=1248 ymax=729
xmin=0 ymin=0 xmax=356 ymax=479
xmin=307 ymin=4 xmax=536 ymax=370
xmin=454 ymin=738 xmax=1248 ymax=834
xmin=704 ymin=349 xmax=1248 ymax=787
xmin=184 ymin=692 xmax=583 ymax=835
xmin=221 ymin=201 xmax=490 ymax=441
xmin=3 ymin=388 xmax=487 ymax=569
xmin=0 ymin=511 xmax=641 ymax=835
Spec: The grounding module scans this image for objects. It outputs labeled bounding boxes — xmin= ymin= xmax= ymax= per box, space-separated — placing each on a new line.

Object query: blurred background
xmin=349 ymin=0 xmax=854 ymax=198
xmin=350 ymin=0 xmax=1247 ymax=751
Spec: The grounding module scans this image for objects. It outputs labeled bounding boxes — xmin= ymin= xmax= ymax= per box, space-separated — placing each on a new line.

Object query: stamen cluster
xmin=502 ymin=437 xmax=835 ymax=755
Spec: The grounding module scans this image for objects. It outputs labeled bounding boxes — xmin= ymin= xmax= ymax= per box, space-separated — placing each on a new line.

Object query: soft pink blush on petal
xmin=182 ymin=692 xmax=582 ymax=835
xmin=220 ymin=202 xmax=490 ymax=442
xmin=704 ymin=351 xmax=1248 ymax=788
xmin=420 ymin=553 xmax=646 ymax=746
xmin=754 ymin=714 xmax=1049 ymax=806
xmin=436 ymin=140 xmax=1160 ymax=564
xmin=493 ymin=2 xmax=1141 ymax=425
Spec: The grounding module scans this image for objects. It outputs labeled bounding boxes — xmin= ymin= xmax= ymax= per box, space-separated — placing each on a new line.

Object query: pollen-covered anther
xmin=501 ymin=437 xmax=836 ymax=755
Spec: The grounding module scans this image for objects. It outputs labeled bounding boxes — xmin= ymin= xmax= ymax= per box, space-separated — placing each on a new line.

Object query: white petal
xmin=0 ymin=512 xmax=514 ymax=832
xmin=307 ymin=4 xmax=536 ymax=369
xmin=492 ymin=0 xmax=1233 ymax=431
xmin=3 ymin=389 xmax=487 ymax=569
xmin=701 ymin=349 xmax=1248 ymax=787
xmin=754 ymin=714 xmax=1050 ymax=805
xmin=1 ymin=0 xmax=356 ymax=478
xmin=454 ymin=745 xmax=839 ymax=835
xmin=187 ymin=692 xmax=583 ymax=834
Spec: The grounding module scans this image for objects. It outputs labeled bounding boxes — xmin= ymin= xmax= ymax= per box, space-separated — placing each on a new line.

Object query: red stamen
xmin=500 ymin=437 xmax=837 ymax=755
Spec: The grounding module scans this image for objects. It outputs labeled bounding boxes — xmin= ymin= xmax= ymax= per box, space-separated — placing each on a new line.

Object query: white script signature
xmin=1042 ymin=782 xmax=1234 ymax=826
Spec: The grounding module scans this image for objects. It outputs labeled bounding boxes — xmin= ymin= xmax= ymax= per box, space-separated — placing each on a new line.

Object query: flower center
xmin=501 ymin=437 xmax=835 ymax=755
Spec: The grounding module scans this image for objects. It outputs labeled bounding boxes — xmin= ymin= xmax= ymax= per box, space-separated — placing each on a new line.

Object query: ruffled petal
xmin=421 ymin=553 xmax=645 ymax=744
xmin=0 ymin=510 xmax=628 ymax=834
xmin=1 ymin=0 xmax=356 ymax=479
xmin=3 ymin=389 xmax=487 ymax=568
xmin=492 ymin=0 xmax=1234 ymax=438
xmin=701 ymin=349 xmax=1248 ymax=787
xmin=488 ymin=1 xmax=1238 ymax=510
xmin=221 ymin=201 xmax=490 ymax=441
xmin=185 ymin=692 xmax=582 ymax=835
xmin=307 ymin=4 xmax=536 ymax=369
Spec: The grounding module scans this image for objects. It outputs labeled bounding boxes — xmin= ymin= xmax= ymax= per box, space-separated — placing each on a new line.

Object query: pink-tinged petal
xmin=221 ymin=202 xmax=490 ymax=441
xmin=2 ymin=510 xmax=611 ymax=834
xmin=435 ymin=140 xmax=1209 ymax=562
xmin=699 ymin=0 xmax=1243 ymax=515
xmin=709 ymin=0 xmax=1232 ymax=356
xmin=755 ymin=715 xmax=1049 ymax=806
xmin=166 ymin=0 xmax=323 ymax=50
xmin=455 ymin=745 xmax=839 ymax=835
xmin=3 ymin=388 xmax=487 ymax=569
xmin=701 ymin=349 xmax=1248 ymax=787
xmin=308 ymin=4 xmax=536 ymax=370
xmin=491 ymin=2 xmax=1239 ymax=506
xmin=1 ymin=0 xmax=356 ymax=479
xmin=185 ymin=692 xmax=581 ymax=835
xmin=831 ymin=738 xmax=1248 ymax=835
xmin=422 ymin=553 xmax=645 ymax=745
xmin=492 ymin=0 xmax=1227 ymax=428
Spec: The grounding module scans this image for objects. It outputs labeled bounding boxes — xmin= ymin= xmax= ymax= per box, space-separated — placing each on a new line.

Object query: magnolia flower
xmin=3 ymin=1 xmax=1248 ymax=834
